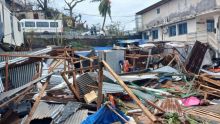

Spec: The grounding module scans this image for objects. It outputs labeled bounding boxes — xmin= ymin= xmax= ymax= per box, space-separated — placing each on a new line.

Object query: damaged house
xmin=136 ymin=0 xmax=220 ymax=54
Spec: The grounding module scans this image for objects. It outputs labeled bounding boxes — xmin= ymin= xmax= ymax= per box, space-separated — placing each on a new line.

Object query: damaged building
xmin=136 ymin=0 xmax=220 ymax=54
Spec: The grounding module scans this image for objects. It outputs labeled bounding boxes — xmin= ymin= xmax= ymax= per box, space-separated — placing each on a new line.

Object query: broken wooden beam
xmin=102 ymin=60 xmax=157 ymax=122
xmin=97 ymin=62 xmax=104 ymax=109
xmin=61 ymin=72 xmax=80 ymax=100
xmin=24 ymin=77 xmax=51 ymax=124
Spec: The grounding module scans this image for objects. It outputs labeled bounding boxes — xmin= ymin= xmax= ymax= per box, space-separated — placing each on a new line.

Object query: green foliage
xmin=91 ymin=0 xmax=111 ymax=30
xmin=165 ymin=113 xmax=181 ymax=124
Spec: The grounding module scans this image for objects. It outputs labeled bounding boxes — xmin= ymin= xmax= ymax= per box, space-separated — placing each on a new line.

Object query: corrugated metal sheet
xmin=0 ymin=62 xmax=36 ymax=89
xmin=56 ymin=102 xmax=82 ymax=123
xmin=155 ymin=98 xmax=183 ymax=116
xmin=102 ymin=82 xmax=124 ymax=94
xmin=76 ymin=72 xmax=98 ymax=97
xmin=31 ymin=102 xmax=64 ymax=120
xmin=63 ymin=110 xmax=88 ymax=124
xmin=0 ymin=47 xmax=52 ymax=69
xmin=0 ymin=76 xmax=4 ymax=93
xmin=0 ymin=72 xmax=55 ymax=101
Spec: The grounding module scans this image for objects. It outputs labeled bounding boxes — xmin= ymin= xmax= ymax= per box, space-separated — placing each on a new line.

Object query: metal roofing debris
xmin=0 ymin=47 xmax=52 ymax=69
xmin=103 ymin=70 xmax=158 ymax=82
xmin=132 ymin=89 xmax=156 ymax=102
xmin=31 ymin=102 xmax=64 ymax=120
xmin=120 ymin=74 xmax=158 ymax=82
xmin=0 ymin=71 xmax=55 ymax=101
xmin=63 ymin=110 xmax=88 ymax=124
xmin=102 ymin=82 xmax=124 ymax=94
xmin=7 ymin=62 xmax=36 ymax=89
xmin=155 ymin=98 xmax=183 ymax=116
xmin=151 ymin=66 xmax=179 ymax=74
xmin=57 ymin=102 xmax=82 ymax=123
xmin=76 ymin=72 xmax=98 ymax=97
xmin=0 ymin=76 xmax=4 ymax=93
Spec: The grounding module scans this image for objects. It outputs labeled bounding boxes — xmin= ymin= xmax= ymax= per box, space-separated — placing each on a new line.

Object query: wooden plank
xmin=97 ymin=63 xmax=104 ymax=109
xmin=145 ymin=99 xmax=165 ymax=113
xmin=102 ymin=60 xmax=157 ymax=122
xmin=201 ymin=76 xmax=220 ymax=87
xmin=84 ymin=91 xmax=97 ymax=104
xmin=61 ymin=73 xmax=80 ymax=100
xmin=24 ymin=77 xmax=51 ymax=124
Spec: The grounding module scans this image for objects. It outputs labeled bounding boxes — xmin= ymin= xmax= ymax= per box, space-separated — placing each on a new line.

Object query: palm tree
xmin=92 ymin=0 xmax=111 ymax=32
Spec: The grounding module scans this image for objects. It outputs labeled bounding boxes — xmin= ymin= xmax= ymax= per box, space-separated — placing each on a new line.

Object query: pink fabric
xmin=181 ymin=96 xmax=201 ymax=107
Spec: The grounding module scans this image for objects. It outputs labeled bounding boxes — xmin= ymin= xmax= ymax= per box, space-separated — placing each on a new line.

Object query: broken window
xmin=169 ymin=25 xmax=176 ymax=37
xmin=152 ymin=30 xmax=158 ymax=39
xmin=178 ymin=22 xmax=187 ymax=35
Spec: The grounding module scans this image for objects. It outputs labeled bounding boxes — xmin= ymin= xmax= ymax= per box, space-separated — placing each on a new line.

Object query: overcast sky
xmin=49 ymin=0 xmax=160 ymax=30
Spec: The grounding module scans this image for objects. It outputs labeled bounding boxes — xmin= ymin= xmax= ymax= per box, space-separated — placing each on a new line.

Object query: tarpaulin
xmin=82 ymin=105 xmax=129 ymax=124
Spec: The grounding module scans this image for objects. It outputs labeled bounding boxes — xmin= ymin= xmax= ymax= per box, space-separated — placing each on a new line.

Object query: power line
xmin=72 ymin=11 xmax=135 ymax=18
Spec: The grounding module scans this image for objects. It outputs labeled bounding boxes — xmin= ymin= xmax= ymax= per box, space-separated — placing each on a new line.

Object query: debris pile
xmin=1 ymin=41 xmax=220 ymax=124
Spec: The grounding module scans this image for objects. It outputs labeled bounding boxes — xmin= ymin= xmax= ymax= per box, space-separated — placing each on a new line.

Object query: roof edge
xmin=136 ymin=0 xmax=172 ymax=15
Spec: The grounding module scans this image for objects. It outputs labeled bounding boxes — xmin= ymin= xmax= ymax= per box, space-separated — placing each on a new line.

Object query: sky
xmin=49 ymin=0 xmax=160 ymax=30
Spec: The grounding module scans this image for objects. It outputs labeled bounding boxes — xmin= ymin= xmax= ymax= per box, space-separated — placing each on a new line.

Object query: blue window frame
xmin=207 ymin=20 xmax=214 ymax=32
xmin=178 ymin=22 xmax=187 ymax=35
xmin=169 ymin=25 xmax=176 ymax=37
xmin=152 ymin=30 xmax=158 ymax=39
xmin=143 ymin=32 xmax=149 ymax=40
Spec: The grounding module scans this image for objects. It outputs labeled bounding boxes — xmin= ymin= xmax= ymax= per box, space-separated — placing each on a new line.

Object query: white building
xmin=0 ymin=0 xmax=24 ymax=46
xmin=136 ymin=0 xmax=220 ymax=52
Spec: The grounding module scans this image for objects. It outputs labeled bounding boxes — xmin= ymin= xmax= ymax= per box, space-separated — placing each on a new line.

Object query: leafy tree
xmin=92 ymin=0 xmax=111 ymax=32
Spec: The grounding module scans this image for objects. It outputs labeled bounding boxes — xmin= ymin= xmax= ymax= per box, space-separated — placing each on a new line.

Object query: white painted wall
xmin=141 ymin=0 xmax=202 ymax=30
xmin=0 ymin=2 xmax=24 ymax=46
xmin=138 ymin=0 xmax=219 ymax=42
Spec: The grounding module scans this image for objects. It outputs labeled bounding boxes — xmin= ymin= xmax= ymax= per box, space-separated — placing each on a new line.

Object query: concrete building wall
xmin=140 ymin=0 xmax=218 ymax=31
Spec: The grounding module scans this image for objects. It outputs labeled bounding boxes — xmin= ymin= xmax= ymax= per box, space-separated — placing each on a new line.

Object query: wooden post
xmin=102 ymin=60 xmax=157 ymax=122
xmin=61 ymin=73 xmax=80 ymax=100
xmin=5 ymin=56 xmax=9 ymax=91
xmin=97 ymin=62 xmax=104 ymax=109
xmin=145 ymin=99 xmax=165 ymax=113
xmin=24 ymin=77 xmax=51 ymax=124
xmin=90 ymin=60 xmax=93 ymax=72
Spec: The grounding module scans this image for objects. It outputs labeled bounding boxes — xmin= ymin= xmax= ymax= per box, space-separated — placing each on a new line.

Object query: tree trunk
xmin=102 ymin=15 xmax=106 ymax=32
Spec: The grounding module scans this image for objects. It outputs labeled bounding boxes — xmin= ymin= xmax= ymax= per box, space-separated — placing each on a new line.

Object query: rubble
xmin=1 ymin=41 xmax=220 ymax=123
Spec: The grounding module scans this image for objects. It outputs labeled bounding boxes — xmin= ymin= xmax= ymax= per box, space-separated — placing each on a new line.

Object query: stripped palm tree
xmin=92 ymin=0 xmax=112 ymax=32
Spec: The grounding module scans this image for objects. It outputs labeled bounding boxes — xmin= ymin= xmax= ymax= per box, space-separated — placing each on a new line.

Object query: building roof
xmin=136 ymin=0 xmax=171 ymax=15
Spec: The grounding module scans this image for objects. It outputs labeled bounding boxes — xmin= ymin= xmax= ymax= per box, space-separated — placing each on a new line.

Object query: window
xmin=50 ymin=22 xmax=58 ymax=27
xmin=157 ymin=8 xmax=160 ymax=14
xmin=143 ymin=32 xmax=149 ymax=40
xmin=169 ymin=25 xmax=176 ymax=37
xmin=25 ymin=21 xmax=35 ymax=27
xmin=207 ymin=20 xmax=214 ymax=32
xmin=152 ymin=30 xmax=158 ymax=39
xmin=178 ymin=22 xmax=187 ymax=35
xmin=36 ymin=22 xmax=49 ymax=27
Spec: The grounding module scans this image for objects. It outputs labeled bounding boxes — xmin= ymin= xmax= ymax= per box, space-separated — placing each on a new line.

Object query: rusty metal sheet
xmin=155 ymin=98 xmax=183 ymax=116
